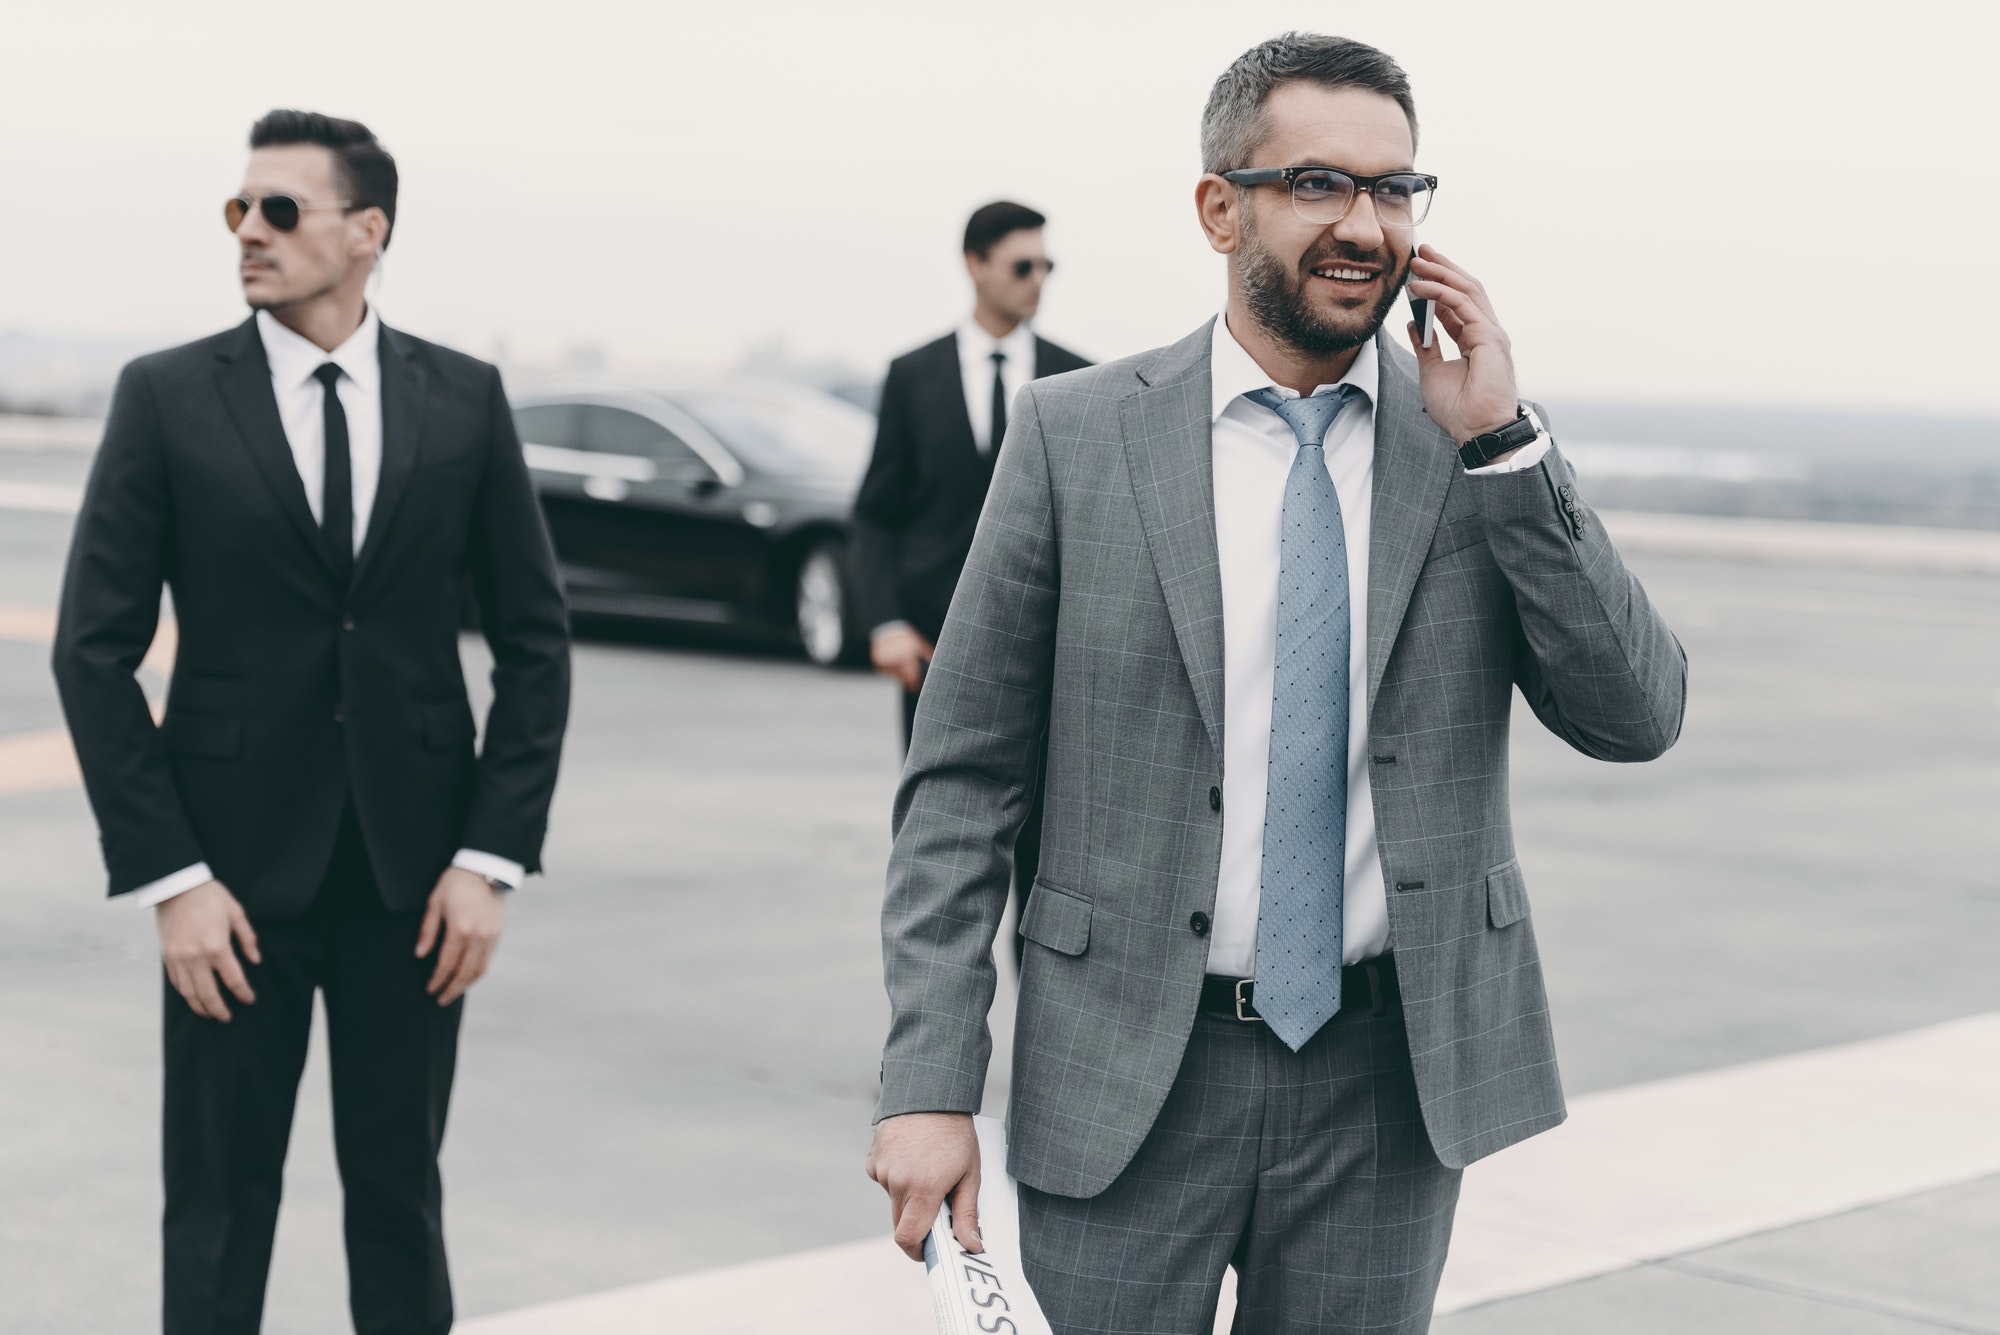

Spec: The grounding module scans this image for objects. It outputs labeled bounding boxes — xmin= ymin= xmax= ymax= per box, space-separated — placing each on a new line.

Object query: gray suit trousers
xmin=1019 ymin=989 xmax=1459 ymax=1335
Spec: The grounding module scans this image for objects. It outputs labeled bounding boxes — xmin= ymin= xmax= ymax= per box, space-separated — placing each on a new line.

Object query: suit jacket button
xmin=341 ymin=614 xmax=356 ymax=631
xmin=1190 ymin=911 xmax=1210 ymax=936
xmin=1208 ymin=786 xmax=1222 ymax=812
xmin=333 ymin=708 xmax=344 ymax=724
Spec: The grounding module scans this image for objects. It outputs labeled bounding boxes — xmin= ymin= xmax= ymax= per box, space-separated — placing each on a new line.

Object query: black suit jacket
xmin=851 ymin=331 xmax=1090 ymax=641
xmin=52 ymin=317 xmax=571 ymax=916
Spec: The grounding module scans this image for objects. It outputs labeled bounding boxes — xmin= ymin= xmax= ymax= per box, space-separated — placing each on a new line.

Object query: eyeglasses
xmin=1011 ymin=257 xmax=1056 ymax=279
xmin=224 ymin=193 xmax=355 ymax=234
xmin=1220 ymin=166 xmax=1437 ymax=228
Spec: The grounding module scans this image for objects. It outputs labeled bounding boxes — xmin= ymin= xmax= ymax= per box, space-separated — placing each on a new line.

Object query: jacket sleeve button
xmin=1190 ymin=911 xmax=1210 ymax=936
xmin=1208 ymin=786 xmax=1222 ymax=812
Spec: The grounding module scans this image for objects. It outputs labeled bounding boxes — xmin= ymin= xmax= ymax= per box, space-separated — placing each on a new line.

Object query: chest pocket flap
xmin=1021 ymin=880 xmax=1092 ymax=957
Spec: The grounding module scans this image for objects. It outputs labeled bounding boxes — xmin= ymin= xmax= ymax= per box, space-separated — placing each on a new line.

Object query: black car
xmin=508 ymin=375 xmax=875 ymax=665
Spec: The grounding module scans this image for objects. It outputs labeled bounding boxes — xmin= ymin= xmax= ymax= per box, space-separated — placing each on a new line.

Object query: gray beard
xmin=1238 ymin=215 xmax=1406 ymax=359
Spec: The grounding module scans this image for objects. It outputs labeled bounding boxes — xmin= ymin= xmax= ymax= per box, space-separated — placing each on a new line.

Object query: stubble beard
xmin=242 ymin=251 xmax=348 ymax=314
xmin=1238 ymin=209 xmax=1408 ymax=359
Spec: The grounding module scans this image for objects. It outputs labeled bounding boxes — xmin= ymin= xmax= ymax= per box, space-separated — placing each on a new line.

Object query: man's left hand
xmin=416 ymin=866 xmax=506 ymax=1006
xmin=1406 ymin=245 xmax=1523 ymax=449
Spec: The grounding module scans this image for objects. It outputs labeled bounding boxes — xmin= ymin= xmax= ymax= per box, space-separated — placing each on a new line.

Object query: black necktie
xmin=989 ymin=350 xmax=1008 ymax=456
xmin=314 ymin=363 xmax=353 ymax=583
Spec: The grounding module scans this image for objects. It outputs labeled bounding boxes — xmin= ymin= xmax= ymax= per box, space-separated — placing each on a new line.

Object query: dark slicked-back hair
xmin=249 ymin=109 xmax=399 ymax=247
xmin=1201 ymin=33 xmax=1418 ymax=174
xmin=963 ymin=200 xmax=1046 ymax=258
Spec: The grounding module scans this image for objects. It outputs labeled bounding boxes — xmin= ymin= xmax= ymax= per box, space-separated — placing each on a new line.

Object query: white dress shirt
xmin=128 ymin=308 xmax=523 ymax=907
xmin=957 ymin=318 xmax=1037 ymax=455
xmin=1205 ymin=313 xmax=1548 ymax=976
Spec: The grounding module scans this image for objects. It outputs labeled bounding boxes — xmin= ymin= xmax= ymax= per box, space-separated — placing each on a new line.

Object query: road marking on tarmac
xmin=0 ymin=606 xmax=172 ymax=796
xmin=0 ymin=727 xmax=81 ymax=797
xmin=1437 ymin=1010 xmax=2000 ymax=1312
xmin=457 ymin=1012 xmax=2000 ymax=1333
xmin=0 ymin=605 xmax=58 ymax=644
xmin=0 ymin=480 xmax=83 ymax=514
xmin=1601 ymin=509 xmax=2000 ymax=577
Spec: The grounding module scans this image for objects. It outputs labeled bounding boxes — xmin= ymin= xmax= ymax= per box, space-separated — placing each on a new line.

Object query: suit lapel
xmin=1366 ymin=332 xmax=1458 ymax=710
xmin=929 ymin=333 xmax=981 ymax=474
xmin=213 ymin=318 xmax=334 ymax=575
xmin=1121 ymin=322 xmax=1226 ymax=753
xmin=352 ymin=325 xmax=426 ymax=590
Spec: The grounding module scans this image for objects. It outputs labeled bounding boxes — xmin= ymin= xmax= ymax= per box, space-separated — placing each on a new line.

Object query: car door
xmin=514 ymin=401 xmax=608 ymax=593
xmin=568 ymin=403 xmax=765 ymax=616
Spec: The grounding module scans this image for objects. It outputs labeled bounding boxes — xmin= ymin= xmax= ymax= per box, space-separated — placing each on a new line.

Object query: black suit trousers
xmin=162 ymin=803 xmax=459 ymax=1335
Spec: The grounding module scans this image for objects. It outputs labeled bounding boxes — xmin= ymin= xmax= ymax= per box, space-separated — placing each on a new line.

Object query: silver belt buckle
xmin=1235 ymin=978 xmax=1262 ymax=1022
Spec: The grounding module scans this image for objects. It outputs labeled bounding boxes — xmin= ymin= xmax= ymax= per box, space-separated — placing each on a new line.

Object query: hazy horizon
xmin=7 ymin=0 xmax=1997 ymax=417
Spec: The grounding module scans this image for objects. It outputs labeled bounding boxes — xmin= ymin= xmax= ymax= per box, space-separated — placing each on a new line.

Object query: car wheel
xmin=795 ymin=540 xmax=856 ymax=667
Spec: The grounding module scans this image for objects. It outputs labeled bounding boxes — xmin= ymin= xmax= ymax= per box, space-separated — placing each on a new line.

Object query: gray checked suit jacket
xmin=877 ymin=320 xmax=1686 ymax=1198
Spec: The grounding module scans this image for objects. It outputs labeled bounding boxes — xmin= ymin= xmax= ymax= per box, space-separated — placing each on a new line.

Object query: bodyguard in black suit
xmin=852 ymin=201 xmax=1088 ymax=965
xmin=51 ymin=111 xmax=569 ymax=1335
xmin=853 ymin=201 xmax=1090 ymax=742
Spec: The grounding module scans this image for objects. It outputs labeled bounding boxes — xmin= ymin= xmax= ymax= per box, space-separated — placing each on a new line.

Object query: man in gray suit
xmin=866 ymin=32 xmax=1685 ymax=1334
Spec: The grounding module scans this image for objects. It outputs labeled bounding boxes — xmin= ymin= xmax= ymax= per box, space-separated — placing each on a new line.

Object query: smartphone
xmin=1411 ymin=291 xmax=1436 ymax=349
xmin=1409 ymin=239 xmax=1437 ymax=347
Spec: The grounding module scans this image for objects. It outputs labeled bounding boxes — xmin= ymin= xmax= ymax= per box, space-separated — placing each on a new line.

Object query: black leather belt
xmin=1199 ymin=955 xmax=1401 ymax=1022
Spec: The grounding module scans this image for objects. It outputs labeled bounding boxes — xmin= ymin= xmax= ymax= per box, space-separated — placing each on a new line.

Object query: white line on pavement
xmin=0 ymin=480 xmax=84 ymax=514
xmin=1602 ymin=509 xmax=2000 ymax=576
xmin=457 ymin=1012 xmax=2000 ymax=1332
xmin=1438 ymin=1010 xmax=2000 ymax=1312
xmin=0 ymin=728 xmax=80 ymax=797
xmin=459 ymin=1238 xmax=932 ymax=1335
xmin=0 ymin=414 xmax=101 ymax=451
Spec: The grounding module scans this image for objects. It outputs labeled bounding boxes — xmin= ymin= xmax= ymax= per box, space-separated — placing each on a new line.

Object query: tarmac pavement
xmin=2 ymin=426 xmax=1996 ymax=1333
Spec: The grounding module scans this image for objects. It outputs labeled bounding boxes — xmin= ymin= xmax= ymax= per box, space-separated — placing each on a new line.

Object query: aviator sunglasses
xmin=224 ymin=193 xmax=354 ymax=233
xmin=1011 ymin=257 xmax=1056 ymax=279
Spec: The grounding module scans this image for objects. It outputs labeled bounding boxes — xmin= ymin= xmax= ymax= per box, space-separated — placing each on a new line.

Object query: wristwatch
xmin=1458 ymin=408 xmax=1541 ymax=470
xmin=474 ymin=872 xmax=515 ymax=894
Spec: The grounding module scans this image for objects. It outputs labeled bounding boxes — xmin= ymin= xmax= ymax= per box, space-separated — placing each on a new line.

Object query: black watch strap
xmin=1458 ymin=409 xmax=1540 ymax=470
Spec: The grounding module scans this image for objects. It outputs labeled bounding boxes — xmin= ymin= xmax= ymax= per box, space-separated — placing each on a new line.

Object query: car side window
xmin=579 ymin=405 xmax=712 ymax=480
xmin=513 ymin=403 xmax=581 ymax=449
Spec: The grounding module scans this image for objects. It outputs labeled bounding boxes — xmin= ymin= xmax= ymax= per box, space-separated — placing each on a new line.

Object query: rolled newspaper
xmin=922 ymin=1116 xmax=1054 ymax=1335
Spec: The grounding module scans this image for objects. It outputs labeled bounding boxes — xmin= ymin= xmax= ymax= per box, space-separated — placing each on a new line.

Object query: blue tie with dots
xmin=1246 ymin=383 xmax=1361 ymax=1052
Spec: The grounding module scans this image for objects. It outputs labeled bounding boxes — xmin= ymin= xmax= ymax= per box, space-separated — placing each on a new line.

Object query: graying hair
xmin=1200 ymin=33 xmax=1419 ymax=175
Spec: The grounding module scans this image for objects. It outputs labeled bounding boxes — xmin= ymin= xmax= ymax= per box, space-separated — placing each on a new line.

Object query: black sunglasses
xmin=224 ymin=193 xmax=354 ymax=234
xmin=1011 ymin=257 xmax=1056 ymax=279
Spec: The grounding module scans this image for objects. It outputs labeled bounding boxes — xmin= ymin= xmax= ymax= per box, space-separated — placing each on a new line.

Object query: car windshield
xmin=673 ymin=388 xmax=874 ymax=486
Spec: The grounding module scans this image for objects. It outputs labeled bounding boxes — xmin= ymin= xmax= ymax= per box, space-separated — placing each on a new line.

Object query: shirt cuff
xmin=452 ymin=849 xmax=524 ymax=890
xmin=129 ymin=862 xmax=215 ymax=908
xmin=871 ymin=620 xmax=916 ymax=643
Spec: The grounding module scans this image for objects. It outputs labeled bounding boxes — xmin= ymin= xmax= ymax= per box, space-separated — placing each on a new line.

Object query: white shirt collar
xmin=1209 ymin=310 xmax=1378 ymax=424
xmin=256 ymin=306 xmax=381 ymax=395
xmin=958 ymin=317 xmax=1036 ymax=366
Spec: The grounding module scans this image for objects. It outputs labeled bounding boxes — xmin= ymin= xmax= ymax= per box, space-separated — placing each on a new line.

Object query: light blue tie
xmin=1247 ymin=383 xmax=1361 ymax=1052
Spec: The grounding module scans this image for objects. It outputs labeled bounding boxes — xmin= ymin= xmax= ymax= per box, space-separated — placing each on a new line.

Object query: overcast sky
xmin=5 ymin=0 xmax=1996 ymax=415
